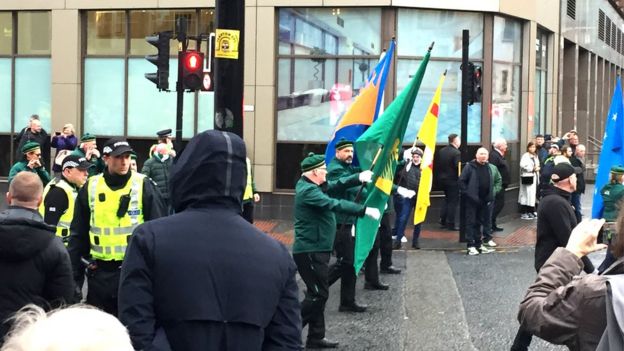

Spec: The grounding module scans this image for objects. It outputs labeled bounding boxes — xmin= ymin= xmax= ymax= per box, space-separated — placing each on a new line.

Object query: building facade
xmin=0 ymin=0 xmax=623 ymax=220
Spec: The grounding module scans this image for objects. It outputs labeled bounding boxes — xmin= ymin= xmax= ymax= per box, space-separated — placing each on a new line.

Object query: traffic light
xmin=145 ymin=31 xmax=172 ymax=91
xmin=472 ymin=66 xmax=482 ymax=104
xmin=180 ymin=50 xmax=205 ymax=91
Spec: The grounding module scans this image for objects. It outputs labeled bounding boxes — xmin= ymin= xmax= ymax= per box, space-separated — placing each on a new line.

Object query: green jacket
xmin=8 ymin=161 xmax=51 ymax=186
xmin=601 ymin=183 xmax=624 ymax=221
xmin=141 ymin=155 xmax=172 ymax=201
xmin=71 ymin=148 xmax=105 ymax=177
xmin=489 ymin=163 xmax=503 ymax=195
xmin=293 ymin=175 xmax=365 ymax=254
xmin=326 ymin=158 xmax=365 ymax=224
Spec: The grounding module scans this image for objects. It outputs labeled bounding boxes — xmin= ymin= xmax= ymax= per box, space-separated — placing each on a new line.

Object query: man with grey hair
xmin=0 ymin=172 xmax=74 ymax=343
xmin=489 ymin=137 xmax=510 ymax=232
xmin=15 ymin=117 xmax=51 ymax=172
xmin=570 ymin=144 xmax=586 ymax=221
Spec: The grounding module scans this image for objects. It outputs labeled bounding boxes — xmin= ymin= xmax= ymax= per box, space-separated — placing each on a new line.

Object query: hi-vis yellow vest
xmin=243 ymin=158 xmax=253 ymax=201
xmin=39 ymin=178 xmax=77 ymax=245
xmin=88 ymin=172 xmax=145 ymax=261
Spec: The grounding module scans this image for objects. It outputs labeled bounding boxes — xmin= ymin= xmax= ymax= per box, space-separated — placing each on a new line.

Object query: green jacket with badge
xmin=326 ymin=158 xmax=366 ymax=224
xmin=293 ymin=175 xmax=365 ymax=254
xmin=601 ymin=183 xmax=624 ymax=221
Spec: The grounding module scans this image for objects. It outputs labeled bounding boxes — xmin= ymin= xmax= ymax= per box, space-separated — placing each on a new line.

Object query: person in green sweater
xmin=8 ymin=141 xmax=51 ymax=186
xmin=293 ymin=153 xmax=379 ymax=349
xmin=597 ymin=165 xmax=624 ymax=272
xmin=71 ymin=133 xmax=105 ymax=177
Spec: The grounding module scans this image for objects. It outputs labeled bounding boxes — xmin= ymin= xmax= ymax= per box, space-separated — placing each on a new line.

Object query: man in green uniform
xmin=293 ymin=153 xmax=379 ymax=349
xmin=71 ymin=133 xmax=105 ymax=177
xmin=597 ymin=165 xmax=624 ymax=272
xmin=8 ymin=141 xmax=51 ymax=186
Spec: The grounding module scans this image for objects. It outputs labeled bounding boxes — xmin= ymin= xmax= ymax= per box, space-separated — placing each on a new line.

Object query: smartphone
xmin=55 ymin=131 xmax=61 ymax=136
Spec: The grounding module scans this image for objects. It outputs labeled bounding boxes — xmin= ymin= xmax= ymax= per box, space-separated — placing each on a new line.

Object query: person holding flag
xmin=393 ymin=147 xmax=423 ymax=249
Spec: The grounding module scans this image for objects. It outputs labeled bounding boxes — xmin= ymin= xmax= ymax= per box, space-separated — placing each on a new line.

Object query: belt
xmin=94 ymin=260 xmax=123 ymax=270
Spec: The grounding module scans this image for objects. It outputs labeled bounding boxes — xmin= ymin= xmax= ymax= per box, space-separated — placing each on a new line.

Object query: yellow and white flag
xmin=414 ymin=71 xmax=446 ymax=224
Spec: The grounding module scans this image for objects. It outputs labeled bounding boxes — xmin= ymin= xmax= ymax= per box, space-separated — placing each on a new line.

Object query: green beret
xmin=21 ymin=141 xmax=40 ymax=154
xmin=611 ymin=165 xmax=624 ymax=174
xmin=335 ymin=138 xmax=354 ymax=150
xmin=81 ymin=133 xmax=96 ymax=142
xmin=301 ymin=152 xmax=326 ymax=172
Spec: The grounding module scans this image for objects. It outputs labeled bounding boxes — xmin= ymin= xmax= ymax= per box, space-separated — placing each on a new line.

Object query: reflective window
xmin=492 ymin=16 xmax=522 ymax=142
xmin=14 ymin=58 xmax=51 ymax=132
xmin=127 ymin=58 xmax=194 ymax=138
xmin=87 ymin=11 xmax=126 ymax=56
xmin=129 ymin=10 xmax=198 ymax=56
xmin=84 ymin=58 xmax=125 ymax=136
xmin=17 ymin=12 xmax=50 ymax=55
xmin=0 ymin=58 xmax=10 ymax=133
xmin=0 ymin=13 xmax=12 ymax=55
xmin=534 ymin=30 xmax=549 ymax=135
xmin=396 ymin=60 xmax=481 ymax=143
xmin=397 ymin=9 xmax=483 ymax=58
xmin=198 ymin=92 xmax=215 ymax=132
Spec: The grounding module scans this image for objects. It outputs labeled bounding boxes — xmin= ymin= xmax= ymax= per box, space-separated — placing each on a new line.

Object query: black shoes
xmin=392 ymin=241 xmax=402 ymax=250
xmin=492 ymin=226 xmax=504 ymax=232
xmin=364 ymin=281 xmax=389 ymax=290
xmin=339 ymin=302 xmax=367 ymax=313
xmin=306 ymin=338 xmax=339 ymax=349
xmin=380 ymin=266 xmax=401 ymax=274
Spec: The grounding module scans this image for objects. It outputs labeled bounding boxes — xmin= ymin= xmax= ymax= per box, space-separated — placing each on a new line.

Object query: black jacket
xmin=489 ymin=148 xmax=510 ymax=188
xmin=118 ymin=130 xmax=302 ymax=351
xmin=15 ymin=129 xmax=51 ymax=171
xmin=0 ymin=207 xmax=74 ymax=342
xmin=459 ymin=160 xmax=495 ymax=204
xmin=570 ymin=156 xmax=586 ymax=194
xmin=436 ymin=144 xmax=461 ymax=182
xmin=535 ymin=186 xmax=593 ymax=273
xmin=141 ymin=155 xmax=173 ymax=203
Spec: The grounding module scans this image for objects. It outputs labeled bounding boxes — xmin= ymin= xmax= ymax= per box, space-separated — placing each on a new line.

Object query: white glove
xmin=364 ymin=207 xmax=381 ymax=220
xmin=397 ymin=186 xmax=416 ymax=199
xmin=359 ymin=170 xmax=373 ymax=183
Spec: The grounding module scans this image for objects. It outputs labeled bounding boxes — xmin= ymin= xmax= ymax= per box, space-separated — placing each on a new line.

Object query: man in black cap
xmin=39 ymin=155 xmax=93 ymax=246
xmin=149 ymin=129 xmax=176 ymax=158
xmin=68 ymin=138 xmax=166 ymax=316
xmin=511 ymin=162 xmax=594 ymax=351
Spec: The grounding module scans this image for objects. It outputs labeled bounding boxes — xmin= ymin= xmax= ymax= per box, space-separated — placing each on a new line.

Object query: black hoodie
xmin=0 ymin=206 xmax=74 ymax=342
xmin=118 ymin=130 xmax=302 ymax=351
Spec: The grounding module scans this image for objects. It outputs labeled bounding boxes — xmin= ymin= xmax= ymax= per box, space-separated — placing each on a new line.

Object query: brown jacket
xmin=519 ymin=248 xmax=624 ymax=350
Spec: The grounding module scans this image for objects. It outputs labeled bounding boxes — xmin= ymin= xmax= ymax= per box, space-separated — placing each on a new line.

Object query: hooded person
xmin=118 ymin=130 xmax=302 ymax=351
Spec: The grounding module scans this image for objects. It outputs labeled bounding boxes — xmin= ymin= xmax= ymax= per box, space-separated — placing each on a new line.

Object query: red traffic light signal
xmin=180 ymin=51 xmax=204 ymax=91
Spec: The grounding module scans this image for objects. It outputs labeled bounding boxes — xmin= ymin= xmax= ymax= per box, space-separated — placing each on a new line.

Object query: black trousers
xmin=328 ymin=224 xmax=357 ymax=306
xmin=492 ymin=189 xmax=505 ymax=228
xmin=364 ymin=230 xmax=381 ymax=284
xmin=86 ymin=267 xmax=121 ymax=316
xmin=440 ymin=179 xmax=459 ymax=226
xmin=293 ymin=252 xmax=330 ymax=341
xmin=378 ymin=212 xmax=393 ymax=269
xmin=242 ymin=202 xmax=254 ymax=223
xmin=465 ymin=200 xmax=489 ymax=248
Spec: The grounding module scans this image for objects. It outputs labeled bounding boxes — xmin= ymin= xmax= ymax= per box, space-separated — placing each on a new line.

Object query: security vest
xmin=243 ymin=158 xmax=253 ymax=201
xmin=39 ymin=178 xmax=77 ymax=245
xmin=87 ymin=172 xmax=145 ymax=261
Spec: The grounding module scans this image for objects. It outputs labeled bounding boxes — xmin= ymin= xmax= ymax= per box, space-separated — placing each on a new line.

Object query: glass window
xmin=14 ymin=58 xmax=51 ymax=132
xmin=84 ymin=58 xmax=125 ymax=136
xmin=198 ymin=92 xmax=214 ymax=132
xmin=278 ymin=8 xmax=381 ymax=56
xmin=396 ymin=60 xmax=481 ymax=143
xmin=129 ymin=10 xmax=198 ymax=56
xmin=0 ymin=12 xmax=12 ymax=55
xmin=397 ymin=9 xmax=483 ymax=59
xmin=0 ymin=58 xmax=10 ymax=133
xmin=87 ymin=11 xmax=126 ymax=55
xmin=492 ymin=64 xmax=520 ymax=141
xmin=126 ymin=58 xmax=194 ymax=138
xmin=17 ymin=12 xmax=50 ymax=55
xmin=493 ymin=16 xmax=522 ymax=63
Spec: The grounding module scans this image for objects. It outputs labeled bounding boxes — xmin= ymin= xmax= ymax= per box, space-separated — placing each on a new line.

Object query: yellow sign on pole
xmin=215 ymin=29 xmax=240 ymax=59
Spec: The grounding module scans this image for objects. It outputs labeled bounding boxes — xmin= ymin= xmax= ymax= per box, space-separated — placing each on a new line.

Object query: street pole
xmin=175 ymin=18 xmax=188 ymax=151
xmin=214 ymin=0 xmax=244 ymax=137
xmin=459 ymin=29 xmax=469 ymax=243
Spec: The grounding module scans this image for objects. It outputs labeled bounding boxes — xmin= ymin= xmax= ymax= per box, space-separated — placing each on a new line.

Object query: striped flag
xmin=414 ymin=71 xmax=446 ymax=224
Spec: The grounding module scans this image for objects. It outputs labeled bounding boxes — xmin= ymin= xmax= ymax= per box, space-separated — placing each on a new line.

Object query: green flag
xmin=353 ymin=47 xmax=432 ymax=274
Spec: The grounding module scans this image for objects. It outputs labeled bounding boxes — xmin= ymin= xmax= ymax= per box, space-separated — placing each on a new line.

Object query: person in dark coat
xmin=569 ymin=144 xmax=586 ymax=222
xmin=489 ymin=138 xmax=510 ymax=232
xmin=141 ymin=143 xmax=173 ymax=209
xmin=436 ymin=133 xmax=461 ymax=230
xmin=15 ymin=118 xmax=51 ymax=172
xmin=118 ymin=130 xmax=303 ymax=351
xmin=393 ymin=147 xmax=423 ymax=248
xmin=0 ymin=172 xmax=74 ymax=344
xmin=50 ymin=124 xmax=78 ymax=173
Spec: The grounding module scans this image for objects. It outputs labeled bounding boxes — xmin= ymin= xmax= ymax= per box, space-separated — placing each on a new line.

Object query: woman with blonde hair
xmin=51 ymin=124 xmax=77 ymax=173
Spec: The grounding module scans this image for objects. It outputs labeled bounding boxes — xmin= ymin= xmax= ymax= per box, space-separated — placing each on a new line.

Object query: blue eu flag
xmin=592 ymin=77 xmax=624 ymax=218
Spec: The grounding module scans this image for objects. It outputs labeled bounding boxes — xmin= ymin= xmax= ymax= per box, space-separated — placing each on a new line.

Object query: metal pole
xmin=214 ymin=0 xmax=244 ymax=137
xmin=459 ymin=29 xmax=469 ymax=243
xmin=175 ymin=19 xmax=188 ymax=151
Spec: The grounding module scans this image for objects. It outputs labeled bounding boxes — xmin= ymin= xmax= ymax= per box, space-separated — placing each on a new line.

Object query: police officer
xmin=149 ymin=128 xmax=176 ymax=158
xmin=8 ymin=141 xmax=51 ymax=186
xmin=68 ymin=138 xmax=166 ymax=315
xmin=293 ymin=153 xmax=378 ymax=349
xmin=597 ymin=165 xmax=624 ymax=272
xmin=39 ymin=155 xmax=93 ymax=245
